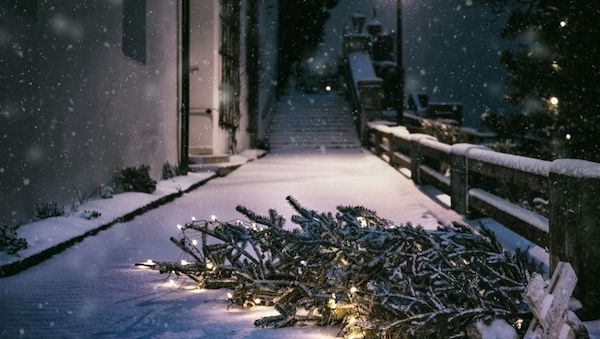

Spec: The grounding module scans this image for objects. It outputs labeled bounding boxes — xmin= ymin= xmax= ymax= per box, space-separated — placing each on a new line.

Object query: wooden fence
xmin=366 ymin=122 xmax=600 ymax=319
xmin=342 ymin=28 xmax=600 ymax=318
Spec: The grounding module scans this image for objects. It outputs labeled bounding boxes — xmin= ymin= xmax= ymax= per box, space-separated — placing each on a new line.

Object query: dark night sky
xmin=318 ymin=0 xmax=512 ymax=128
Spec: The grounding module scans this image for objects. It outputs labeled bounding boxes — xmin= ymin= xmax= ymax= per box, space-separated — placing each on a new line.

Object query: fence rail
xmin=343 ymin=14 xmax=600 ymax=318
xmin=366 ymin=122 xmax=600 ymax=318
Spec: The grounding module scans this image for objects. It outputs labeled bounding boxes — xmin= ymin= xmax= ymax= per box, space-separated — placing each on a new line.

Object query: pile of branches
xmin=144 ymin=196 xmax=538 ymax=338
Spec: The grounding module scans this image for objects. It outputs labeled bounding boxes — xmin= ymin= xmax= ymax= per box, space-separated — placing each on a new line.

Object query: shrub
xmin=162 ymin=162 xmax=184 ymax=180
xmin=34 ymin=201 xmax=65 ymax=219
xmin=81 ymin=210 xmax=102 ymax=220
xmin=420 ymin=119 xmax=470 ymax=145
xmin=115 ymin=165 xmax=157 ymax=193
xmin=0 ymin=224 xmax=28 ymax=256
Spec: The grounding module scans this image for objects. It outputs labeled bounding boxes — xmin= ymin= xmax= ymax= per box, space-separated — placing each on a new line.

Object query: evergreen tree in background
xmin=479 ymin=1 xmax=600 ymax=161
xmin=277 ymin=0 xmax=339 ymax=94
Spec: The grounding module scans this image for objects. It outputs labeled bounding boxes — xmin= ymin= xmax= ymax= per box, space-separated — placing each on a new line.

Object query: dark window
xmin=219 ymin=0 xmax=241 ymax=131
xmin=122 ymin=0 xmax=146 ymax=64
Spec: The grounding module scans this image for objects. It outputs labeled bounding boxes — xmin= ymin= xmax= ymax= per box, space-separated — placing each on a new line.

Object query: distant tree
xmin=478 ymin=0 xmax=600 ymax=161
xmin=277 ymin=0 xmax=339 ymax=95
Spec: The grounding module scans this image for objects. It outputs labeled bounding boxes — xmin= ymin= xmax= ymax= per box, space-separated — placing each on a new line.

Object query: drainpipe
xmin=180 ymin=0 xmax=190 ymax=174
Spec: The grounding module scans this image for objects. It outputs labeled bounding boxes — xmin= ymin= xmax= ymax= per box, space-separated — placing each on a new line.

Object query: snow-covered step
xmin=189 ymin=146 xmax=213 ymax=156
xmin=268 ymin=92 xmax=361 ymax=152
xmin=189 ymin=154 xmax=231 ymax=165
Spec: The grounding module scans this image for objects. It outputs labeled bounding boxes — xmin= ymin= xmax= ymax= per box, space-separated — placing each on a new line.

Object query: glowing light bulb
xmin=566 ymin=133 xmax=572 ymax=140
xmin=191 ymin=216 xmax=196 ymax=222
xmin=515 ymin=318 xmax=524 ymax=329
xmin=144 ymin=259 xmax=155 ymax=266
xmin=325 ymin=85 xmax=332 ymax=92
xmin=300 ymin=260 xmax=307 ymax=266
xmin=560 ymin=20 xmax=567 ymax=27
xmin=253 ymin=298 xmax=262 ymax=305
xmin=550 ymin=97 xmax=559 ymax=105
xmin=181 ymin=260 xmax=189 ymax=266
xmin=192 ymin=239 xmax=198 ymax=246
xmin=177 ymin=224 xmax=182 ymax=230
xmin=350 ymin=286 xmax=358 ymax=294
xmin=227 ymin=291 xmax=233 ymax=299
xmin=206 ymin=261 xmax=214 ymax=270
xmin=210 ymin=215 xmax=217 ymax=221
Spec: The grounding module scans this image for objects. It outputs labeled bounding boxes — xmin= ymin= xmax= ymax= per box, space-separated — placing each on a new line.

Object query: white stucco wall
xmin=0 ymin=0 xmax=179 ymax=225
xmin=189 ymin=0 xmax=218 ymax=149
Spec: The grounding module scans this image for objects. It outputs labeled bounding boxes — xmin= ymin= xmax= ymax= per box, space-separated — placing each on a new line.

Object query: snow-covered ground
xmin=0 ymin=149 xmax=453 ymax=338
xmin=1 ymin=147 xmax=599 ymax=337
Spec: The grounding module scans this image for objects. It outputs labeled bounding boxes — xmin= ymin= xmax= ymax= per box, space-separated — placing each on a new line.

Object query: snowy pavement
xmin=0 ymin=149 xmax=459 ymax=338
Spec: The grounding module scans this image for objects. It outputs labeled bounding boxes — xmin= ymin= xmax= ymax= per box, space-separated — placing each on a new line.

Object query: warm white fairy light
xmin=181 ymin=259 xmax=189 ymax=266
xmin=177 ymin=224 xmax=182 ymax=230
xmin=566 ymin=134 xmax=571 ymax=140
xmin=549 ymin=96 xmax=559 ymax=105
xmin=349 ymin=286 xmax=358 ymax=294
xmin=325 ymin=85 xmax=332 ymax=92
xmin=515 ymin=318 xmax=524 ymax=329
xmin=560 ymin=20 xmax=567 ymax=27
xmin=327 ymin=293 xmax=338 ymax=310
xmin=191 ymin=216 xmax=196 ymax=222
xmin=300 ymin=260 xmax=307 ymax=266
xmin=210 ymin=215 xmax=217 ymax=221
xmin=144 ymin=259 xmax=155 ymax=266
xmin=192 ymin=239 xmax=198 ymax=246
xmin=227 ymin=291 xmax=233 ymax=299
xmin=253 ymin=298 xmax=262 ymax=305
xmin=356 ymin=216 xmax=367 ymax=227
xmin=206 ymin=261 xmax=214 ymax=270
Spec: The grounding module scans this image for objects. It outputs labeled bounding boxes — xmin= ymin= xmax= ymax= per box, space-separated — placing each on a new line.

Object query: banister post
xmin=449 ymin=144 xmax=484 ymax=216
xmin=388 ymin=134 xmax=396 ymax=166
xmin=409 ymin=134 xmax=436 ymax=185
xmin=549 ymin=159 xmax=600 ymax=319
xmin=357 ymin=79 xmax=384 ymax=143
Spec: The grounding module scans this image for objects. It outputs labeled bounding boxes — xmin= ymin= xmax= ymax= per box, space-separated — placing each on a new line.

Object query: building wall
xmin=189 ymin=0 xmax=218 ymax=149
xmin=0 ymin=0 xmax=179 ymax=225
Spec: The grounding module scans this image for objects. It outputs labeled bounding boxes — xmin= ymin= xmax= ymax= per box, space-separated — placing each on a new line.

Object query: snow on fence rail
xmin=366 ymin=123 xmax=600 ymax=319
xmin=343 ymin=34 xmax=384 ymax=142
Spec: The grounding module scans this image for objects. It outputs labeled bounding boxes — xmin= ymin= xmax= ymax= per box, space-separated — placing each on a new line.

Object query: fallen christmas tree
xmin=140 ymin=196 xmax=540 ymax=338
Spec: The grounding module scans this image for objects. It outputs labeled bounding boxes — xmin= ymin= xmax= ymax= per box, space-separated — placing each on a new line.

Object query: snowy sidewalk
xmin=0 ymin=149 xmax=463 ymax=338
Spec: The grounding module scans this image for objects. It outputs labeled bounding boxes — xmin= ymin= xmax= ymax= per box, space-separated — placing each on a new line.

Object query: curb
xmin=0 ymin=151 xmax=268 ymax=278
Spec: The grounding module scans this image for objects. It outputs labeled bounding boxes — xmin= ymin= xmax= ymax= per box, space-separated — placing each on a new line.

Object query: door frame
xmin=178 ymin=0 xmax=190 ymax=173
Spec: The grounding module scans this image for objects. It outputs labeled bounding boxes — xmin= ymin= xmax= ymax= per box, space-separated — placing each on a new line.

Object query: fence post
xmin=358 ymin=79 xmax=384 ymax=143
xmin=410 ymin=134 xmax=436 ymax=185
xmin=449 ymin=144 xmax=484 ymax=215
xmin=549 ymin=159 xmax=600 ymax=319
xmin=388 ymin=133 xmax=396 ymax=166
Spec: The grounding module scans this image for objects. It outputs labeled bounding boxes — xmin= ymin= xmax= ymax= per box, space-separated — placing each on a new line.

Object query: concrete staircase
xmin=188 ymin=146 xmax=234 ymax=174
xmin=268 ymin=93 xmax=361 ymax=151
xmin=189 ymin=146 xmax=231 ymax=165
